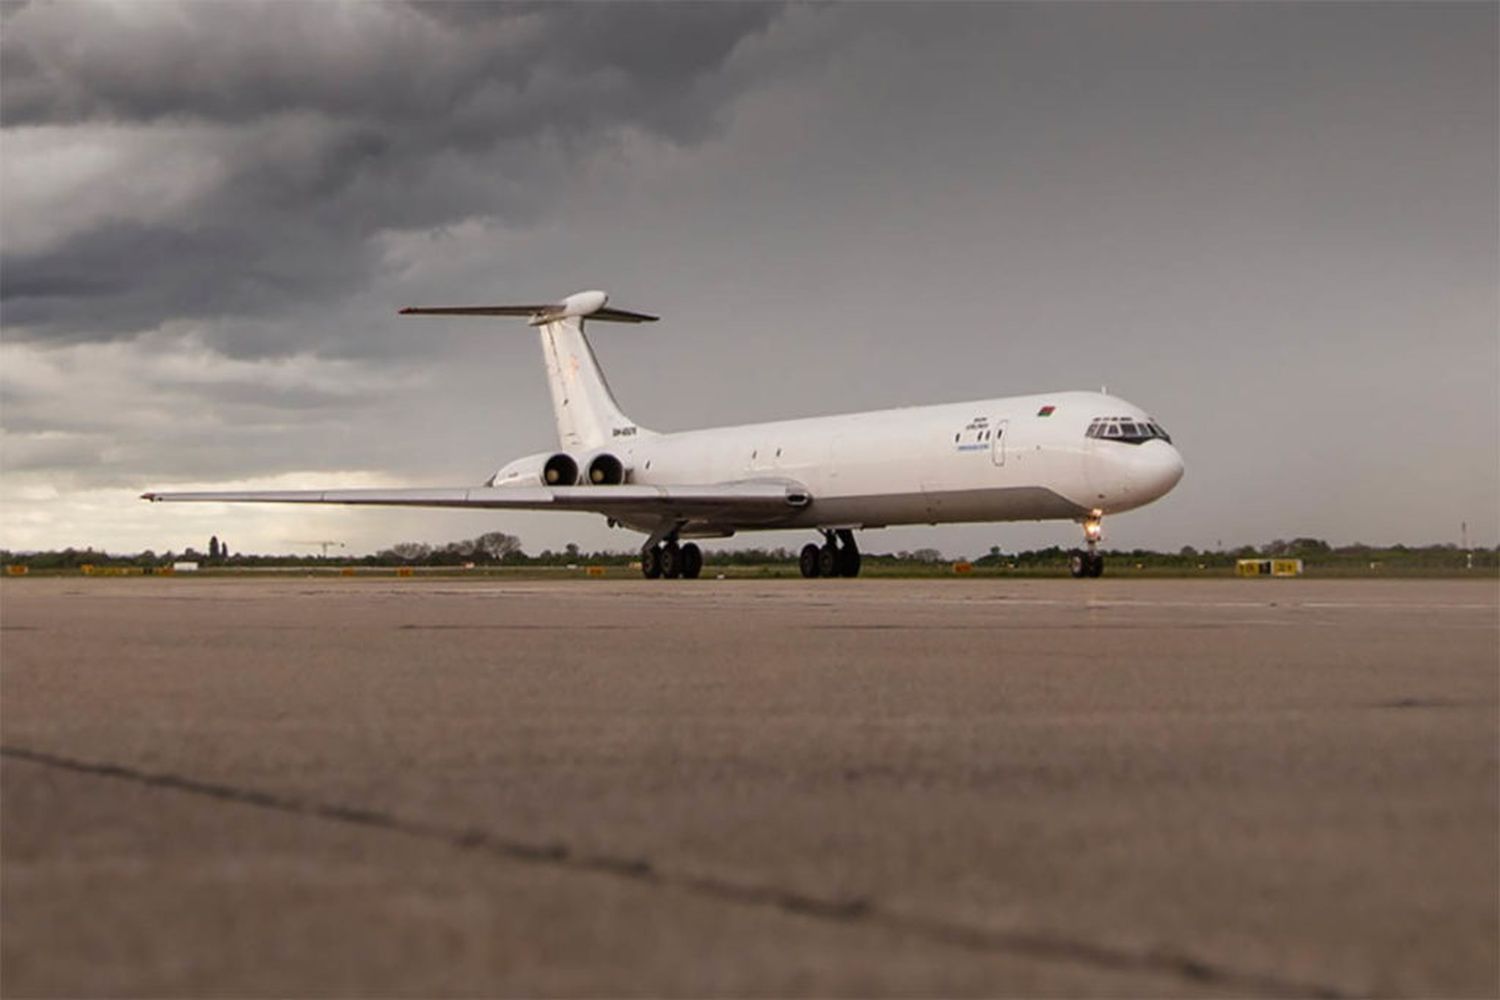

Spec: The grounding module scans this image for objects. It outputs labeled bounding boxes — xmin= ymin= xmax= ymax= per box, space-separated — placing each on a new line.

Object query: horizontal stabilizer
xmin=399 ymin=290 xmax=657 ymax=325
xmin=399 ymin=305 xmax=544 ymax=317
xmin=400 ymin=306 xmax=657 ymax=324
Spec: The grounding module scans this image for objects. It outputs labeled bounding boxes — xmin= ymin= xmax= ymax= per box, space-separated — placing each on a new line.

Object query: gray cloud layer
xmin=2 ymin=2 xmax=778 ymax=337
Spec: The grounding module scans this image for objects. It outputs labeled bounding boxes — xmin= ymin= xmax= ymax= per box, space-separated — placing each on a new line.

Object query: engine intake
xmin=542 ymin=453 xmax=578 ymax=486
xmin=586 ymin=453 xmax=626 ymax=486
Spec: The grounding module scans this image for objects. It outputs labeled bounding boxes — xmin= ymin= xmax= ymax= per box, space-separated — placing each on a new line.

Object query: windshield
xmin=1086 ymin=417 xmax=1172 ymax=444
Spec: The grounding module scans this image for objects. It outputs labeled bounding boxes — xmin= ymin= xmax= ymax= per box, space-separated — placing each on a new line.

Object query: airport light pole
xmin=289 ymin=540 xmax=346 ymax=559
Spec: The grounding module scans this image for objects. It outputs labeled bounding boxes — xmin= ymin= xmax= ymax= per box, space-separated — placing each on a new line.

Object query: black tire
xmin=836 ymin=530 xmax=861 ymax=577
xmin=818 ymin=544 xmax=840 ymax=578
xmin=641 ymin=546 xmax=662 ymax=579
xmin=1069 ymin=550 xmax=1088 ymax=579
xmin=659 ymin=542 xmax=682 ymax=579
xmin=799 ymin=543 xmax=822 ymax=578
xmin=1087 ymin=552 xmax=1105 ymax=578
xmin=680 ymin=542 xmax=703 ymax=580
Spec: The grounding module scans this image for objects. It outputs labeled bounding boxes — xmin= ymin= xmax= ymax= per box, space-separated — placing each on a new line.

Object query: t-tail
xmin=400 ymin=290 xmax=655 ymax=451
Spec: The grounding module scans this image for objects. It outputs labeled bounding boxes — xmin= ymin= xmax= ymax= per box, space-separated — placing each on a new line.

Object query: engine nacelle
xmin=542 ymin=453 xmax=579 ymax=486
xmin=586 ymin=452 xmax=627 ymax=486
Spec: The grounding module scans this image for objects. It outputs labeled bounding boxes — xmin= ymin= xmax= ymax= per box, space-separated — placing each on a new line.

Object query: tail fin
xmin=401 ymin=290 xmax=654 ymax=450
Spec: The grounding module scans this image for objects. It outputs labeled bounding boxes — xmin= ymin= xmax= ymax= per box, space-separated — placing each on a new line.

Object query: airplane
xmin=143 ymin=289 xmax=1184 ymax=579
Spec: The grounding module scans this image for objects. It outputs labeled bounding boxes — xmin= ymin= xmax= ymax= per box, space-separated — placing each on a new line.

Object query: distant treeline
xmin=4 ymin=533 xmax=1495 ymax=572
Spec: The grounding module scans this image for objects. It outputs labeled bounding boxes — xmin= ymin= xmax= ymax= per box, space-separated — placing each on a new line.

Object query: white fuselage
xmin=495 ymin=389 xmax=1184 ymax=535
xmin=142 ymin=294 xmax=1185 ymax=563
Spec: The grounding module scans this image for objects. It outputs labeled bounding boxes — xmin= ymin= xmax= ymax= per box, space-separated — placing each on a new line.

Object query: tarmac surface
xmin=2 ymin=575 xmax=1496 ymax=997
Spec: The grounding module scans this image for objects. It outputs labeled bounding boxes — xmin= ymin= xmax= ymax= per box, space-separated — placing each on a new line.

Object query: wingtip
xmin=140 ymin=492 xmax=157 ymax=502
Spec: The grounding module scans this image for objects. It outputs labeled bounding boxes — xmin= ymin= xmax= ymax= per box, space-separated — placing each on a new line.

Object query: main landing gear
xmin=641 ymin=539 xmax=703 ymax=580
xmin=799 ymin=529 xmax=861 ymax=578
xmin=1069 ymin=513 xmax=1105 ymax=578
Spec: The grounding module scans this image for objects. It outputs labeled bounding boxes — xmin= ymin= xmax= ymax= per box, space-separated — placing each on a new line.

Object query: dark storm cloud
xmin=0 ymin=2 xmax=781 ymax=339
xmin=0 ymin=2 xmax=773 ymax=132
xmin=2 ymin=218 xmax=369 ymax=326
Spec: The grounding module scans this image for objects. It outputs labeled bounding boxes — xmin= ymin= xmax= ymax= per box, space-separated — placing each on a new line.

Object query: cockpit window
xmin=1086 ymin=416 xmax=1172 ymax=444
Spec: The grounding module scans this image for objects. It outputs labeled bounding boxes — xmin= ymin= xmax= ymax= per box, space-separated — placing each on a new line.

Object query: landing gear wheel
xmin=1069 ymin=550 xmax=1088 ymax=579
xmin=641 ymin=546 xmax=662 ymax=579
xmin=838 ymin=546 xmax=862 ymax=577
xmin=1086 ymin=552 xmax=1105 ymax=578
xmin=680 ymin=542 xmax=703 ymax=580
xmin=836 ymin=529 xmax=861 ymax=577
xmin=799 ymin=543 xmax=822 ymax=579
xmin=659 ymin=542 xmax=683 ymax=579
xmin=818 ymin=544 xmax=840 ymax=578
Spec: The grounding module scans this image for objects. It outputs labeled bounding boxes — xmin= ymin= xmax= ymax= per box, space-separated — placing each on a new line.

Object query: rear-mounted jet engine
xmin=586 ymin=453 xmax=626 ymax=485
xmin=542 ymin=453 xmax=578 ymax=486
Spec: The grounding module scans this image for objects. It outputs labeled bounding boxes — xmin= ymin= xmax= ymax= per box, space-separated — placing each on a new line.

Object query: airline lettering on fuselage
xmin=955 ymin=416 xmax=990 ymax=453
xmin=613 ymin=426 xmax=638 ymax=438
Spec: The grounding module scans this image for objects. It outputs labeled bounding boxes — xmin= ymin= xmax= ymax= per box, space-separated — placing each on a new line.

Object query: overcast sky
xmin=2 ymin=1 xmax=1495 ymax=558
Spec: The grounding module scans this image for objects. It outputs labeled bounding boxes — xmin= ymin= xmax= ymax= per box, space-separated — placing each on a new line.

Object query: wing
xmin=142 ymin=481 xmax=810 ymax=526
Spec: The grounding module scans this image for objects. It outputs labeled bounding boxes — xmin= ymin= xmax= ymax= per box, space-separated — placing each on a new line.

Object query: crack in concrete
xmin=2 ymin=744 xmax=1347 ymax=998
xmin=395 ymin=623 xmax=641 ymax=631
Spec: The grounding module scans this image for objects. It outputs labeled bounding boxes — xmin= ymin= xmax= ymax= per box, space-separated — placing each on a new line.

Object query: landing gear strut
xmin=800 ymin=529 xmax=861 ymax=579
xmin=1069 ymin=514 xmax=1105 ymax=578
xmin=641 ymin=537 xmax=702 ymax=580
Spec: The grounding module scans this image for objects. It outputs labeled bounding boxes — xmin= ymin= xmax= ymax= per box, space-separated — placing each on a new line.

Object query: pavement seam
xmin=3 ymin=744 xmax=1347 ymax=998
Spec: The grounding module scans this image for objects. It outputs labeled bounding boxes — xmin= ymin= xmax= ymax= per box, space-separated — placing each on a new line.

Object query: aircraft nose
xmin=1134 ymin=441 xmax=1185 ymax=500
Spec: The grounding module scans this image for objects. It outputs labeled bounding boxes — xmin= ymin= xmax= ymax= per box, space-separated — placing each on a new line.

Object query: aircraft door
xmin=991 ymin=419 xmax=1008 ymax=466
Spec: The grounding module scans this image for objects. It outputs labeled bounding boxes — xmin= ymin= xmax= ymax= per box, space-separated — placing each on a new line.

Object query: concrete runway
xmin=3 ymin=576 xmax=1496 ymax=997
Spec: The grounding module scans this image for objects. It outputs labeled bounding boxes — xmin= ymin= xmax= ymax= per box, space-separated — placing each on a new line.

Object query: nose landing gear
xmin=1069 ymin=514 xmax=1105 ymax=578
xmin=800 ymin=529 xmax=861 ymax=578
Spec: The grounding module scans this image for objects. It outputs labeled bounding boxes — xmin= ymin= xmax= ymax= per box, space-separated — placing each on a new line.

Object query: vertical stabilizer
xmin=536 ymin=315 xmax=643 ymax=451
